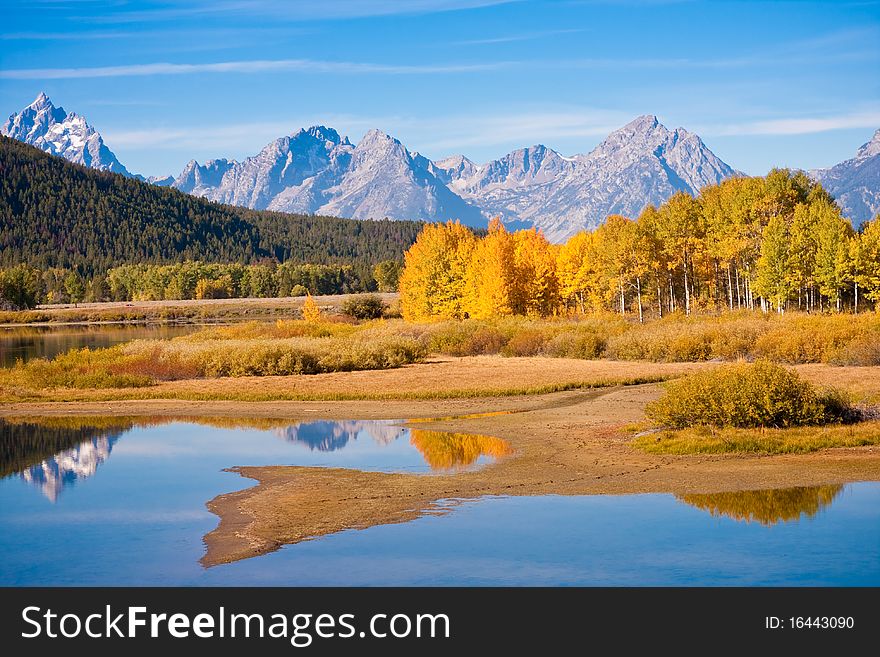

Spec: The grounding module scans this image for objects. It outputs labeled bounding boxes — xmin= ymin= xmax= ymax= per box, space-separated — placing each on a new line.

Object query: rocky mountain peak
xmin=1 ymin=92 xmax=129 ymax=176
xmin=855 ymin=128 xmax=880 ymax=160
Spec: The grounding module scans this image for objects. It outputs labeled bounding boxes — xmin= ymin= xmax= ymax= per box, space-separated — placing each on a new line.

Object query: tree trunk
xmin=727 ymin=264 xmax=734 ymax=311
xmin=683 ymin=260 xmax=691 ymax=316
xmin=657 ymin=283 xmax=663 ymax=318
xmin=735 ymin=266 xmax=742 ymax=309
xmin=619 ymin=281 xmax=625 ymax=317
xmin=855 ymin=282 xmax=859 ymax=314
xmin=636 ymin=277 xmax=643 ymax=324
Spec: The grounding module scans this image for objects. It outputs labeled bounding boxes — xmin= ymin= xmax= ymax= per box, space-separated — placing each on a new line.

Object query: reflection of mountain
xmin=22 ymin=435 xmax=120 ymax=502
xmin=0 ymin=419 xmax=129 ymax=502
xmin=409 ymin=430 xmax=513 ymax=471
xmin=273 ymin=420 xmax=406 ymax=452
xmin=677 ymin=485 xmax=844 ymax=526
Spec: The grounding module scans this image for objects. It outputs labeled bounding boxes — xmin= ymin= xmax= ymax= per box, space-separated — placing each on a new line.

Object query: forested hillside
xmin=0 ymin=136 xmax=423 ymax=275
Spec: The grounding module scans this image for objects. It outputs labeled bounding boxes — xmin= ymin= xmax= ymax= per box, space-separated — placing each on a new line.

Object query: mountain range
xmin=4 ymin=93 xmax=878 ymax=238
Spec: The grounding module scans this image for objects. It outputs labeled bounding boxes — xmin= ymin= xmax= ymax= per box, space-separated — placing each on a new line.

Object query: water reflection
xmin=410 ymin=430 xmax=514 ymax=470
xmin=0 ymin=419 xmax=132 ymax=502
xmin=677 ymin=485 xmax=844 ymax=525
xmin=0 ymin=417 xmax=512 ymax=501
xmin=0 ymin=324 xmax=200 ymax=367
xmin=275 ymin=420 xmax=406 ymax=451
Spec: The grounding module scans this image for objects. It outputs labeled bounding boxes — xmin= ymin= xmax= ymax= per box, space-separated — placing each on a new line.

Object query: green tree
xmin=0 ymin=265 xmax=42 ymax=309
xmin=754 ymin=214 xmax=794 ymax=312
xmin=813 ymin=200 xmax=854 ymax=311
xmin=373 ymin=259 xmax=403 ymax=292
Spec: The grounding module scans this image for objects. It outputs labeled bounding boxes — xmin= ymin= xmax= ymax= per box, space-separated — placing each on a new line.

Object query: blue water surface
xmin=0 ymin=419 xmax=877 ymax=586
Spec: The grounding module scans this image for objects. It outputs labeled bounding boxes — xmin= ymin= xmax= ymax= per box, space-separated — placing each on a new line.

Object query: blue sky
xmin=1 ymin=0 xmax=878 ymax=178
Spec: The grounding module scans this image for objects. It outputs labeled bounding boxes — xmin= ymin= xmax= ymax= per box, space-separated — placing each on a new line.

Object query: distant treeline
xmin=0 ymin=260 xmax=405 ymax=307
xmin=400 ymin=170 xmax=880 ymax=321
xmin=0 ymin=136 xmax=423 ymax=279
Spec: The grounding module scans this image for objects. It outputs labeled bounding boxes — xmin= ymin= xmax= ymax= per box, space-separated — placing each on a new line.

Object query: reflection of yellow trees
xmin=678 ymin=485 xmax=844 ymax=526
xmin=409 ymin=429 xmax=513 ymax=471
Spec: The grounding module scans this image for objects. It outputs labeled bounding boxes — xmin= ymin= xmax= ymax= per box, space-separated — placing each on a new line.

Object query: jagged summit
xmin=1 ymin=92 xmax=130 ymax=175
xmin=813 ymin=127 xmax=880 ymax=227
xmin=855 ymin=128 xmax=880 ymax=160
xmin=1 ymin=94 xmax=744 ymax=237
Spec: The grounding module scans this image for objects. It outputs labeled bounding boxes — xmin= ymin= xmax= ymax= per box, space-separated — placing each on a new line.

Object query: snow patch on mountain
xmin=813 ymin=128 xmax=880 ymax=227
xmin=1 ymin=93 xmax=130 ymax=175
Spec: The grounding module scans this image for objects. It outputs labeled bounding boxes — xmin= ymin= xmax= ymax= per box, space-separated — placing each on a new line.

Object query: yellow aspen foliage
xmin=855 ymin=217 xmax=880 ymax=303
xmin=395 ymin=170 xmax=874 ymax=320
xmin=399 ymin=220 xmax=476 ymax=321
xmin=463 ymin=218 xmax=517 ymax=319
xmin=302 ymin=293 xmax=321 ymax=322
xmin=513 ymin=227 xmax=559 ymax=317
xmin=556 ymin=230 xmax=599 ymax=314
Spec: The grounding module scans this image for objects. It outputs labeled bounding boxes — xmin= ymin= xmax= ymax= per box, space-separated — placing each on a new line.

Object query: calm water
xmin=0 ymin=417 xmax=877 ymax=586
xmin=0 ymin=324 xmax=201 ymax=367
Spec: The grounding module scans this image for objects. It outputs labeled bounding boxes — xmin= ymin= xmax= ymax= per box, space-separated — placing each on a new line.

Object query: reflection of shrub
xmin=341 ymin=294 xmax=386 ymax=320
xmin=677 ymin=485 xmax=843 ymax=525
xmin=646 ymin=360 xmax=851 ymax=429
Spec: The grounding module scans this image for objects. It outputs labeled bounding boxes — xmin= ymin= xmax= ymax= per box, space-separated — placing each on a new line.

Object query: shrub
xmin=543 ymin=330 xmax=606 ymax=359
xmin=341 ymin=294 xmax=386 ymax=320
xmin=301 ymin=294 xmax=322 ymax=322
xmin=501 ymin=329 xmax=548 ymax=357
xmin=645 ymin=360 xmax=850 ymax=429
xmin=830 ymin=333 xmax=880 ymax=366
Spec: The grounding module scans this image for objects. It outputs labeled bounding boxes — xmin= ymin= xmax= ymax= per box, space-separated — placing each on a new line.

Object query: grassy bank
xmin=634 ymin=422 xmax=880 ymax=455
xmin=631 ymin=360 xmax=880 ymax=455
xmin=1 ymin=311 xmax=878 ymax=402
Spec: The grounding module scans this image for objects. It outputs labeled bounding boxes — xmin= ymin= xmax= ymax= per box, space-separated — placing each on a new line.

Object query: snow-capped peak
xmin=2 ymin=92 xmax=130 ymax=176
xmin=855 ymin=128 xmax=880 ymax=160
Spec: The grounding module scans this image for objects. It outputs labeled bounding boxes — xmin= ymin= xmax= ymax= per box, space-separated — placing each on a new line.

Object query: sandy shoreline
xmin=185 ymin=385 xmax=880 ymax=566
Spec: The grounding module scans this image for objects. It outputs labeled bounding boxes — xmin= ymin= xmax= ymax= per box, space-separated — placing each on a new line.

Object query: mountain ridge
xmin=812 ymin=128 xmax=880 ymax=226
xmin=5 ymin=93 xmax=877 ymax=237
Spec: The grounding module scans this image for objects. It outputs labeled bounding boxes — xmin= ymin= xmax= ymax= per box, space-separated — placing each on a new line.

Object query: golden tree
xmin=463 ymin=218 xmax=517 ymax=318
xmin=512 ymin=227 xmax=559 ymax=317
xmin=302 ymin=292 xmax=321 ymax=322
xmin=399 ymin=221 xmax=476 ymax=321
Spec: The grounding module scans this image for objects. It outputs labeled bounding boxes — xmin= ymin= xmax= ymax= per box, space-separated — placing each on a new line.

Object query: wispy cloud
xmin=0 ymin=58 xmax=509 ymax=80
xmin=78 ymin=0 xmax=520 ymax=24
xmin=0 ymin=30 xmax=132 ymax=40
xmin=707 ymin=111 xmax=880 ymax=136
xmin=453 ymin=28 xmax=585 ymax=45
